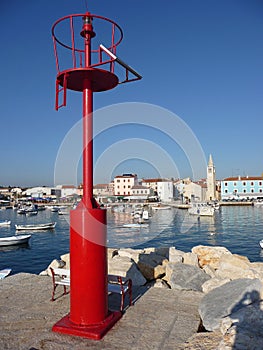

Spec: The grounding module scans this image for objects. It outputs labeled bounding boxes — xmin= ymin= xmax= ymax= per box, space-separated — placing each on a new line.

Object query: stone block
xmin=198 ymin=278 xmax=262 ymax=331
xmin=137 ymin=252 xmax=168 ymax=280
xmin=192 ymin=245 xmax=232 ymax=269
xmin=108 ymin=255 xmax=146 ymax=286
xmin=166 ymin=263 xmax=210 ymax=291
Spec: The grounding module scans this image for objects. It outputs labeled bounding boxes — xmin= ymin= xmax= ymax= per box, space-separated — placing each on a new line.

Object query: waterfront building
xmin=93 ymin=184 xmax=114 ymax=197
xmin=221 ymin=176 xmax=263 ymax=200
xmin=206 ymin=154 xmax=217 ymax=201
xmin=51 ymin=185 xmax=78 ymax=199
xmin=174 ymin=178 xmax=206 ymax=202
xmin=93 ymin=183 xmax=114 ymax=204
xmin=141 ymin=178 xmax=163 ymax=196
xmin=23 ymin=186 xmax=52 ymax=198
xmin=113 ymin=174 xmax=138 ymax=196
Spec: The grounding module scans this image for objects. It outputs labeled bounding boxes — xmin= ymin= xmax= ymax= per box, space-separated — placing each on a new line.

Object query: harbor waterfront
xmin=0 ymin=204 xmax=263 ymax=275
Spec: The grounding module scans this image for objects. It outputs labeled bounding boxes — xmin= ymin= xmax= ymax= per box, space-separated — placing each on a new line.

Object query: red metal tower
xmin=51 ymin=11 xmax=141 ymax=340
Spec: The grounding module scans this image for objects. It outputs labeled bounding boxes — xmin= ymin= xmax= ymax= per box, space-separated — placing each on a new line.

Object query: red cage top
xmin=52 ymin=12 xmax=141 ymax=110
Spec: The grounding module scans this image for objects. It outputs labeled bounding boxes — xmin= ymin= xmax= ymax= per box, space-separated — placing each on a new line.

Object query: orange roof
xmin=142 ymin=178 xmax=165 ymax=183
xmin=223 ymin=176 xmax=263 ymax=181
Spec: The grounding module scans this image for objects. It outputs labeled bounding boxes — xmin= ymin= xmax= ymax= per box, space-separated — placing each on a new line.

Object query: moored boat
xmin=15 ymin=222 xmax=56 ymax=231
xmin=0 ymin=268 xmax=12 ymax=279
xmin=152 ymin=205 xmax=171 ymax=210
xmin=259 ymin=240 xmax=263 ymax=249
xmin=0 ymin=220 xmax=11 ymax=227
xmin=0 ymin=235 xmax=31 ymax=247
xmin=188 ymin=203 xmax=215 ymax=216
xmin=122 ymin=223 xmax=149 ymax=228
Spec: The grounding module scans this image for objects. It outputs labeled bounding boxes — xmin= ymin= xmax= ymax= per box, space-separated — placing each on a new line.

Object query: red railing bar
xmin=70 ymin=16 xmax=76 ymax=68
xmin=53 ymin=37 xmax=60 ymax=72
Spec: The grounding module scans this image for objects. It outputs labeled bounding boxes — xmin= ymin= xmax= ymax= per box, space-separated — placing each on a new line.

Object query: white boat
xmin=254 ymin=201 xmax=263 ymax=207
xmin=259 ymin=240 xmax=263 ymax=249
xmin=58 ymin=209 xmax=69 ymax=215
xmin=188 ymin=203 xmax=215 ymax=216
xmin=25 ymin=210 xmax=38 ymax=216
xmin=0 ymin=234 xmax=31 ymax=246
xmin=15 ymin=222 xmax=56 ymax=231
xmin=123 ymin=223 xmax=149 ymax=228
xmin=0 ymin=268 xmax=12 ymax=279
xmin=142 ymin=210 xmax=149 ymax=220
xmin=152 ymin=205 xmax=171 ymax=210
xmin=0 ymin=220 xmax=11 ymax=227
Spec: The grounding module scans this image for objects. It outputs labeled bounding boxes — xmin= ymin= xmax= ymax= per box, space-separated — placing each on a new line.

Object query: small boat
xmin=0 ymin=234 xmax=31 ymax=246
xmin=123 ymin=223 xmax=149 ymax=228
xmin=188 ymin=203 xmax=215 ymax=216
xmin=25 ymin=210 xmax=38 ymax=216
xmin=152 ymin=205 xmax=171 ymax=210
xmin=259 ymin=240 xmax=263 ymax=249
xmin=0 ymin=268 xmax=12 ymax=279
xmin=142 ymin=210 xmax=149 ymax=220
xmin=0 ymin=220 xmax=11 ymax=227
xmin=15 ymin=222 xmax=56 ymax=231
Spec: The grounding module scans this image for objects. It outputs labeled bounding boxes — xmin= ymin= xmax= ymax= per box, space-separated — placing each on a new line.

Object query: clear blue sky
xmin=1 ymin=0 xmax=263 ymax=187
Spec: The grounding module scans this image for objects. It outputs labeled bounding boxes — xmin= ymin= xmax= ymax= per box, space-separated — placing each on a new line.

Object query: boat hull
xmin=15 ymin=222 xmax=56 ymax=231
xmin=0 ymin=235 xmax=31 ymax=246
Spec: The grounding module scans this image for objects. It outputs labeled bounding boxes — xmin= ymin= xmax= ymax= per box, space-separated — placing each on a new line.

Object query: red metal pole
xmin=82 ymin=24 xmax=93 ymax=208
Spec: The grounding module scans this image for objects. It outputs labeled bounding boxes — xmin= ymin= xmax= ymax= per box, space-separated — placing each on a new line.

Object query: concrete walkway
xmin=0 ymin=273 xmax=203 ymax=350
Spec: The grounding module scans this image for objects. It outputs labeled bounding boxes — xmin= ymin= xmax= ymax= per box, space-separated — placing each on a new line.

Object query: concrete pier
xmin=0 ymin=273 xmax=202 ymax=349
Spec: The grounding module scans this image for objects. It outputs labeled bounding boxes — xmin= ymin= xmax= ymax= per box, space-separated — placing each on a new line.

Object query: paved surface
xmin=0 ymin=273 xmax=203 ymax=350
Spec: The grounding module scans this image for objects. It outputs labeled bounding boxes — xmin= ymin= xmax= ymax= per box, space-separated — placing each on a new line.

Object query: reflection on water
xmin=108 ymin=205 xmax=263 ymax=263
xmin=0 ymin=205 xmax=263 ymax=274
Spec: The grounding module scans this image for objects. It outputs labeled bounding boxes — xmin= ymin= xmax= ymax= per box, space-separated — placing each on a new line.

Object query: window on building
xmin=225 ymin=183 xmax=228 ymax=186
xmin=251 ymin=189 xmax=254 ymax=193
xmin=259 ymin=182 xmax=262 ymax=186
xmin=243 ymin=189 xmax=246 ymax=193
xmin=123 ymin=179 xmax=125 ymax=182
xmin=128 ymin=179 xmax=130 ymax=182
xmin=234 ymin=182 xmax=236 ymax=186
xmin=225 ymin=190 xmax=228 ymax=193
xmin=234 ymin=189 xmax=237 ymax=193
xmin=251 ymin=182 xmax=254 ymax=186
xmin=123 ymin=185 xmax=126 ymax=189
xmin=243 ymin=182 xmax=246 ymax=186
xmin=117 ymin=179 xmax=120 ymax=183
xmin=128 ymin=185 xmax=130 ymax=188
xmin=117 ymin=185 xmax=119 ymax=189
xmin=260 ymin=189 xmax=263 ymax=193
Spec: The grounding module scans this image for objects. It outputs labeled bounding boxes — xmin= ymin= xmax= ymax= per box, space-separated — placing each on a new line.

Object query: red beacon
xmin=51 ymin=10 xmax=141 ymax=340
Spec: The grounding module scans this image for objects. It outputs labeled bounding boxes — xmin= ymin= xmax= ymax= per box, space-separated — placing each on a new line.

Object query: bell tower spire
xmin=206 ymin=154 xmax=216 ymax=201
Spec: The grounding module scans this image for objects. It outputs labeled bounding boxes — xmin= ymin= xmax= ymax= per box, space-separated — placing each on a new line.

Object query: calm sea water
xmin=0 ymin=205 xmax=263 ymax=275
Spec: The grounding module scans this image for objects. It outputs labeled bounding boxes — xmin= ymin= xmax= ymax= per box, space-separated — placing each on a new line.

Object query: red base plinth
xmin=52 ymin=311 xmax=122 ymax=340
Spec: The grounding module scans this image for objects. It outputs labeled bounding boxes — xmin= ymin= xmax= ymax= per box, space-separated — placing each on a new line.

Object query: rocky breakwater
xmin=43 ymin=245 xmax=263 ymax=349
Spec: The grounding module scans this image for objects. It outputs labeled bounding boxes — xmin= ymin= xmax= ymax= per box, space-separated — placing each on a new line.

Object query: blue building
xmin=221 ymin=176 xmax=263 ymax=200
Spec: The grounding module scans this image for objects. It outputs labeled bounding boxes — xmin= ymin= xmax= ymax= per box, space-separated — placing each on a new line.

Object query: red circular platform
xmin=57 ymin=68 xmax=119 ymax=92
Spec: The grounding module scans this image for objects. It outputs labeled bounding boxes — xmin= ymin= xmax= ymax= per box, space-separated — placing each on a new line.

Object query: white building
xmin=23 ymin=186 xmax=52 ymax=198
xmin=174 ymin=178 xmax=206 ymax=202
xmin=52 ymin=185 xmax=78 ymax=198
xmin=113 ymin=174 xmax=138 ymax=196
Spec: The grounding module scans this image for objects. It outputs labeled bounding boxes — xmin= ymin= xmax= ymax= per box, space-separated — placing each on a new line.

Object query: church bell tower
xmin=206 ymin=154 xmax=216 ymax=201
